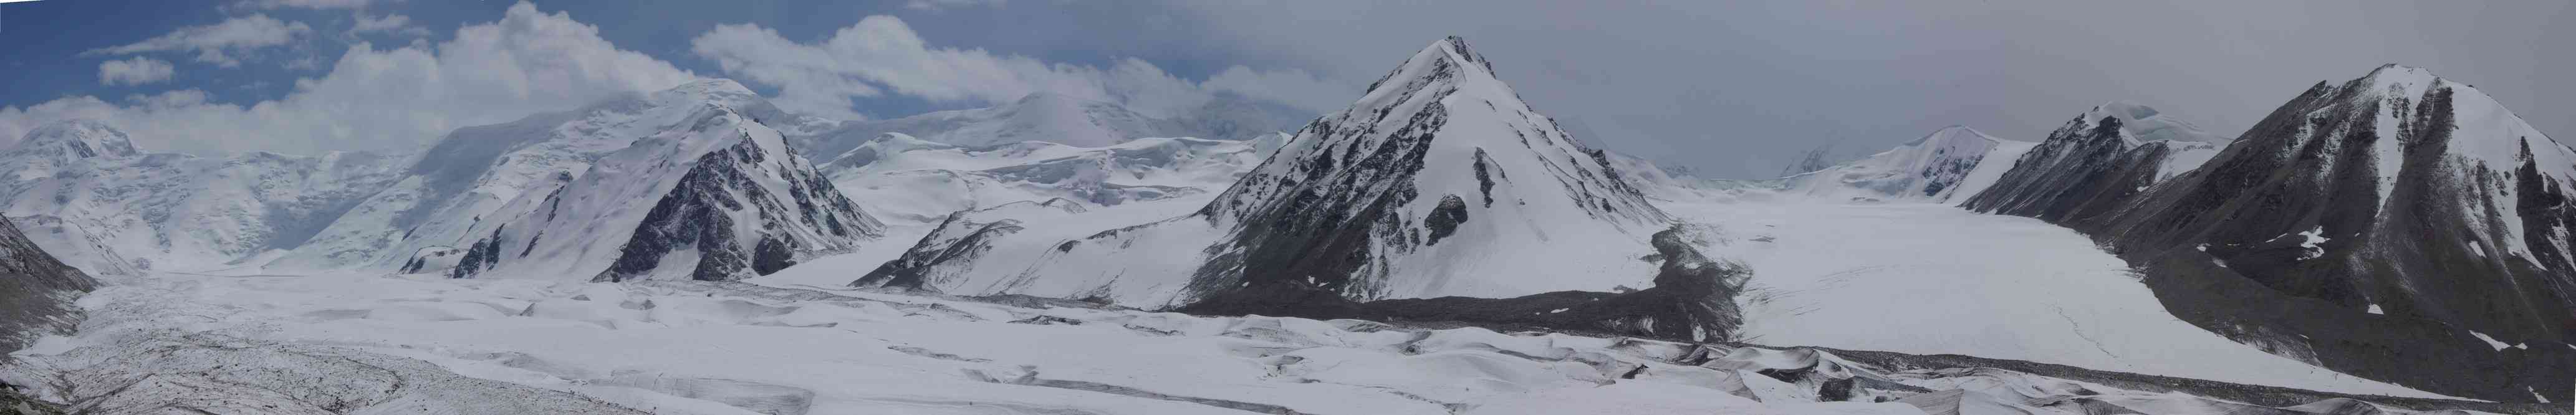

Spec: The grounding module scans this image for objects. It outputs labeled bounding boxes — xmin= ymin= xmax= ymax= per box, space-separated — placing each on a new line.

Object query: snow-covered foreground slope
xmin=1658 ymin=199 xmax=2453 ymax=399
xmin=4 ymin=267 xmax=2527 ymax=414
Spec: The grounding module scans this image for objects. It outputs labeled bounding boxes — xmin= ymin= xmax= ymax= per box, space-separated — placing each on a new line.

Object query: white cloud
xmin=5 ymin=2 xmax=697 ymax=156
xmin=234 ymin=0 xmax=377 ymax=9
xmin=349 ymin=13 xmax=429 ymax=37
xmin=85 ymin=14 xmax=312 ymax=67
xmin=905 ymin=0 xmax=1005 ymax=12
xmin=690 ymin=15 xmax=1348 ymax=120
xmin=98 ymin=57 xmax=176 ymax=86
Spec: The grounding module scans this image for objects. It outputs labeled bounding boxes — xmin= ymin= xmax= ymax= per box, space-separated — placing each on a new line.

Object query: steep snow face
xmin=448 ymin=103 xmax=883 ymax=282
xmin=276 ymin=80 xmax=791 ymax=272
xmin=856 ymin=37 xmax=1673 ymax=311
xmin=1975 ymin=65 xmax=2576 ymax=403
xmin=0 ymin=214 xmax=95 ymax=355
xmin=1783 ymin=126 xmax=2037 ymax=203
xmin=823 ymin=132 xmax=1279 ymax=223
xmin=0 ymin=121 xmax=403 ymax=274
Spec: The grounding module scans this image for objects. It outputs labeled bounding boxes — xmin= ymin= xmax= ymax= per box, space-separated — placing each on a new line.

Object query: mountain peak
xmin=14 ymin=119 xmax=142 ymax=160
xmin=1438 ymin=36 xmax=1487 ymax=67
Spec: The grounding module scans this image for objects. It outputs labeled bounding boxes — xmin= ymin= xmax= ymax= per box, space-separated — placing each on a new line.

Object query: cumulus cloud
xmin=233 ymin=0 xmax=377 ymax=9
xmin=348 ymin=13 xmax=429 ymax=37
xmin=905 ymin=0 xmax=1006 ymax=12
xmin=4 ymin=2 xmax=698 ymax=156
xmin=98 ymin=57 xmax=176 ymax=86
xmin=85 ymin=14 xmax=312 ymax=67
xmin=689 ymin=15 xmax=1348 ymax=120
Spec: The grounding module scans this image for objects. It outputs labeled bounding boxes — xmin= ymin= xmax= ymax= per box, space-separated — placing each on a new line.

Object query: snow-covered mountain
xmin=445 ymin=100 xmax=883 ymax=282
xmin=0 ymin=120 xmax=402 ymax=274
xmin=1782 ymin=125 xmax=2036 ymax=203
xmin=789 ymin=92 xmax=1309 ymax=164
xmin=274 ymin=80 xmax=799 ymax=272
xmin=0 ymin=213 xmax=95 ymax=356
xmin=1959 ymin=102 xmax=2224 ymax=221
xmin=1966 ymin=65 xmax=2576 ymax=402
xmin=854 ymin=37 xmax=1684 ymax=317
xmin=822 ymin=131 xmax=1282 ymax=223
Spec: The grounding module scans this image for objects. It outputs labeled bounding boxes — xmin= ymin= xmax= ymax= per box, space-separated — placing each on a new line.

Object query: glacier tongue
xmin=449 ymin=102 xmax=883 ymax=282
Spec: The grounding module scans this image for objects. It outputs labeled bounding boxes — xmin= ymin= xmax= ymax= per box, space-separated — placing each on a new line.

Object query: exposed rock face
xmin=449 ymin=102 xmax=882 ymax=282
xmin=0 ymin=216 xmax=95 ymax=356
xmin=1963 ymin=65 xmax=2576 ymax=402
xmin=1960 ymin=103 xmax=2223 ymax=221
xmin=852 ymin=37 xmax=1681 ymax=315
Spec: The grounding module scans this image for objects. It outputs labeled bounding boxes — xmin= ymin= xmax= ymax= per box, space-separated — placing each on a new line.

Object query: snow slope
xmin=0 ymin=120 xmax=403 ymax=274
xmin=1661 ymin=199 xmax=2454 ymax=399
xmin=853 ymin=37 xmax=1674 ymax=310
xmin=1782 ymin=125 xmax=2037 ymax=203
xmin=446 ymin=100 xmax=883 ymax=282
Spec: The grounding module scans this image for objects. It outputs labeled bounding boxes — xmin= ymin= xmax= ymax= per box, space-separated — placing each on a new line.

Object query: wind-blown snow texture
xmin=448 ymin=99 xmax=882 ymax=282
xmin=855 ymin=37 xmax=1676 ymax=315
xmin=1964 ymin=65 xmax=2576 ymax=402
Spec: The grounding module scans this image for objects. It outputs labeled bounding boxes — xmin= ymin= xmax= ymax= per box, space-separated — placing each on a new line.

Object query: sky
xmin=0 ymin=0 xmax=2567 ymax=178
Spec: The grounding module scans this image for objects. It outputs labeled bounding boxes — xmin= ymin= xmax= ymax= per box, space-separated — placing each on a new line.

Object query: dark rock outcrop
xmin=0 ymin=217 xmax=95 ymax=357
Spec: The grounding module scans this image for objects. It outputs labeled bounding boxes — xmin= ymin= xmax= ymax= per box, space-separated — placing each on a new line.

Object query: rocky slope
xmin=0 ymin=215 xmax=95 ymax=357
xmin=1961 ymin=102 xmax=2224 ymax=221
xmin=446 ymin=100 xmax=883 ymax=282
xmin=0 ymin=120 xmax=401 ymax=274
xmin=1966 ymin=65 xmax=2576 ymax=402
